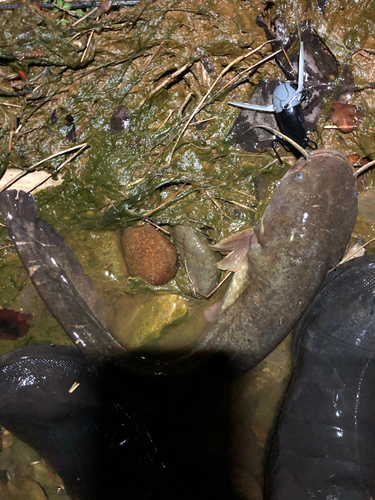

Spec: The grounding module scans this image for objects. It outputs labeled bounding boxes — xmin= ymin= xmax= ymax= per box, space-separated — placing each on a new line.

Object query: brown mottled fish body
xmin=198 ymin=150 xmax=357 ymax=375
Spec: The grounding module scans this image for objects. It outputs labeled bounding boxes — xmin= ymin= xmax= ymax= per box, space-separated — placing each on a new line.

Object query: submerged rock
xmin=121 ymin=225 xmax=178 ymax=286
xmin=173 ymin=225 xmax=221 ymax=297
xmin=358 ymin=189 xmax=375 ymax=224
xmin=124 ymin=293 xmax=189 ymax=350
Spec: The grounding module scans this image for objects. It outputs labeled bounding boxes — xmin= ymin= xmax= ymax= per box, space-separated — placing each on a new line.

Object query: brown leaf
xmin=330 ymin=102 xmax=365 ymax=133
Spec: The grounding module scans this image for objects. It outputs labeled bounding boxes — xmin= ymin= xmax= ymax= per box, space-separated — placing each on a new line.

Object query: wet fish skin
xmin=198 ymin=149 xmax=358 ymax=376
xmin=0 ymin=190 xmax=125 ymax=365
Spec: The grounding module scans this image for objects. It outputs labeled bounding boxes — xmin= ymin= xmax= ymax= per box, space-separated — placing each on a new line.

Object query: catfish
xmin=200 ymin=149 xmax=357 ymax=376
xmin=0 ymin=149 xmax=357 ymax=378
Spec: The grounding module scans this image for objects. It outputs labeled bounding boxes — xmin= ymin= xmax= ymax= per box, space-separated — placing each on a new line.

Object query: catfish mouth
xmin=286 ymin=148 xmax=354 ymax=175
xmin=309 ymin=149 xmax=352 ymax=162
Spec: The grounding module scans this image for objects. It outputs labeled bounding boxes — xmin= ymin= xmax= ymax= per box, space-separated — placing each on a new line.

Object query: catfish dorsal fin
xmin=211 ymin=228 xmax=254 ymax=272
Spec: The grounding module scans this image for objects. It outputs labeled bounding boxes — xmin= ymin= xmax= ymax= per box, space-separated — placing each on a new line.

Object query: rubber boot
xmin=266 ymin=255 xmax=375 ymax=500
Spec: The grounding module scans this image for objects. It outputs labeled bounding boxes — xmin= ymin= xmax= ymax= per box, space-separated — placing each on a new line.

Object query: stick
xmin=354 ymin=159 xmax=375 ymax=177
xmin=168 ymin=41 xmax=276 ymax=163
xmin=1 ymin=144 xmax=88 ymax=192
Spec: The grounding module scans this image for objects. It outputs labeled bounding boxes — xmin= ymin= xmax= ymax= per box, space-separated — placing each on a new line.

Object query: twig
xmin=207 ymin=153 xmax=227 ymax=163
xmin=126 ymin=177 xmax=145 ymax=187
xmin=222 ymin=198 xmax=256 ymax=212
xmin=216 ymin=49 xmax=282 ymax=96
xmin=188 ymin=116 xmax=217 ymax=126
xmin=331 ymin=237 xmax=375 ymax=271
xmin=144 ymin=218 xmax=170 ymax=236
xmin=81 ymin=29 xmax=95 ymax=63
xmin=0 ymin=0 xmax=138 ymax=9
xmin=17 ymin=126 xmax=44 ymax=139
xmin=68 ymin=382 xmax=80 ymax=393
xmin=157 ymin=109 xmax=174 ymax=130
xmin=0 ymin=103 xmax=21 ymax=108
xmin=144 ymin=41 xmax=165 ymax=71
xmin=78 ymin=51 xmax=146 ymax=79
xmin=31 ymin=144 xmax=88 ymax=169
xmin=140 ymin=62 xmax=192 ymax=105
xmin=205 ymin=190 xmax=223 ymax=212
xmin=72 ymin=6 xmax=98 ymax=26
xmin=250 ymin=125 xmax=309 ymax=160
xmin=178 ymin=92 xmax=193 ymax=116
xmin=28 ymin=144 xmax=89 ymax=193
xmin=282 ymin=48 xmax=296 ymax=76
xmin=354 ymin=159 xmax=375 ymax=177
xmin=195 ymin=271 xmax=232 ymax=299
xmin=143 ymin=182 xmax=188 ymax=217
xmin=1 ymin=144 xmax=88 ymax=192
xmin=7 ymin=130 xmax=14 ymax=154
xmin=168 ymin=41 xmax=275 ymax=163
xmin=231 ymin=188 xmax=257 ymax=200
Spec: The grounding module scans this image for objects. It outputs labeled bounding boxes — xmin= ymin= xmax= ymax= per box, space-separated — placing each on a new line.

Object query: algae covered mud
xmin=0 ymin=0 xmax=374 ymax=498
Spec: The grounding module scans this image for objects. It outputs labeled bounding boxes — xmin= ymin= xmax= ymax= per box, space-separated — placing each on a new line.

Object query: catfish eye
xmin=295 ymin=173 xmax=304 ymax=180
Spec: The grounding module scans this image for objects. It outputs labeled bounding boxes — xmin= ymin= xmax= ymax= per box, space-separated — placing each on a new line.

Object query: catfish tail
xmin=0 ymin=190 xmax=126 ymax=365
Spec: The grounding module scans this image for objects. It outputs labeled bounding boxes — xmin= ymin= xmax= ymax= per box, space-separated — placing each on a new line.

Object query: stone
xmin=121 ymin=225 xmax=178 ymax=286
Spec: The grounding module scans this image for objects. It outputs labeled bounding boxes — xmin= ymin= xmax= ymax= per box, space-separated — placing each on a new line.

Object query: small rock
xmin=173 ymin=225 xmax=221 ymax=296
xmin=110 ymin=105 xmax=130 ymax=133
xmin=121 ymin=225 xmax=178 ymax=286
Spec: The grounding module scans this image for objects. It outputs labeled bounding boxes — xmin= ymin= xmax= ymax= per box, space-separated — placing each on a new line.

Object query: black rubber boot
xmin=266 ymin=255 xmax=375 ymax=500
xmin=0 ymin=344 xmax=166 ymax=500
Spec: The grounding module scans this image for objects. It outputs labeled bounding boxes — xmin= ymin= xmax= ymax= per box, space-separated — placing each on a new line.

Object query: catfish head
xmin=198 ymin=149 xmax=357 ymax=376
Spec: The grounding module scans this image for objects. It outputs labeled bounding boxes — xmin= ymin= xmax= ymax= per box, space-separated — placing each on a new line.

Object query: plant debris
xmin=329 ymin=101 xmax=365 ymax=133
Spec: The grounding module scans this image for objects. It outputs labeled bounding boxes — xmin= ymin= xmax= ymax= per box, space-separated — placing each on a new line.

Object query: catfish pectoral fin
xmin=0 ymin=190 xmax=126 ymax=365
xmin=212 ymin=228 xmax=254 ymax=272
